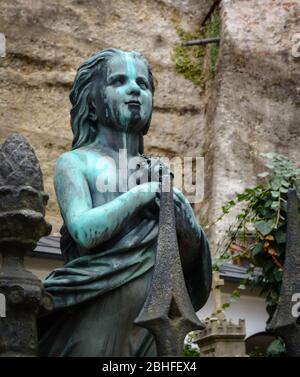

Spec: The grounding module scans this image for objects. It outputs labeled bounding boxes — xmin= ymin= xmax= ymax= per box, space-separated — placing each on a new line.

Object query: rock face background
xmin=0 ymin=0 xmax=299 ymax=249
xmin=0 ymin=0 xmax=216 ymax=234
xmin=206 ymin=0 xmax=300 ymax=249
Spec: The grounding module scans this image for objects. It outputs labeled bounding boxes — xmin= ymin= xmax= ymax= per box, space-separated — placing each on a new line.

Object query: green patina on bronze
xmin=38 ymin=48 xmax=211 ymax=357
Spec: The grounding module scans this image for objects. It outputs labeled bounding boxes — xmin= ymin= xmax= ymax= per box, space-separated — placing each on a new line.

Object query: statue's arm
xmin=155 ymin=186 xmax=208 ymax=251
xmin=173 ymin=188 xmax=212 ymax=309
xmin=54 ymin=153 xmax=158 ymax=250
xmin=172 ymin=188 xmax=204 ymax=246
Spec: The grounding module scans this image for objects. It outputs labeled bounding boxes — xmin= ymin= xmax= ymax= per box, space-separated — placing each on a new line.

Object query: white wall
xmin=197 ymin=283 xmax=269 ymax=337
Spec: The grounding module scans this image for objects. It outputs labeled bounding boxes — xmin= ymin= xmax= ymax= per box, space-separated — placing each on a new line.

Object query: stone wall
xmin=0 ymin=0 xmax=216 ymax=234
xmin=205 ymin=0 xmax=300 ymax=249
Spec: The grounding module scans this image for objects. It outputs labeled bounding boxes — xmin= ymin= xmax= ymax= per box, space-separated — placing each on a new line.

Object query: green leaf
xmin=246 ymin=266 xmax=255 ymax=274
xmin=281 ymin=201 xmax=288 ymax=212
xmin=257 ymin=172 xmax=269 ymax=178
xmin=271 ymin=201 xmax=280 ymax=210
xmin=251 ymin=242 xmax=263 ymax=256
xmin=261 ymin=152 xmax=276 ymax=160
xmin=236 ymin=193 xmax=248 ymax=202
xmin=222 ymin=206 xmax=230 ymax=214
xmin=274 ymin=229 xmax=286 ymax=244
xmin=272 ymin=268 xmax=283 ymax=283
xmin=255 ymin=220 xmax=274 ymax=236
xmin=271 ymin=177 xmax=282 ymax=190
xmin=264 ymin=200 xmax=273 ymax=208
xmin=231 ymin=290 xmax=241 ymax=299
xmin=266 ymin=338 xmax=286 ymax=357
xmin=263 ymin=260 xmax=276 ymax=274
xmin=271 ymin=191 xmax=280 ymax=198
xmin=221 ymin=303 xmax=230 ymax=310
xmin=182 ymin=344 xmax=200 ymax=357
xmin=265 ymin=163 xmax=275 ymax=170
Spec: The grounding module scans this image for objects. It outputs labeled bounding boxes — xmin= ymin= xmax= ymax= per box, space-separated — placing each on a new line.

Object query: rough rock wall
xmin=1 ymin=0 xmax=299 ymax=246
xmin=206 ymin=0 xmax=300 ymax=250
xmin=0 ymin=0 xmax=216 ymax=234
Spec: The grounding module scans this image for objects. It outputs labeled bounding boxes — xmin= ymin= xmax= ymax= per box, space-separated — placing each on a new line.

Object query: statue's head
xmin=70 ymin=48 xmax=155 ymax=149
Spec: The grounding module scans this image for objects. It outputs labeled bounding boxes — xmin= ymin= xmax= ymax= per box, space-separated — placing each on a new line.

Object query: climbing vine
xmin=213 ymin=153 xmax=300 ymax=323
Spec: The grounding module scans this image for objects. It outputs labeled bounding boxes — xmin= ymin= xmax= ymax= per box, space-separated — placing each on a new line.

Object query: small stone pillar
xmin=195 ymin=272 xmax=247 ymax=357
xmin=0 ymin=134 xmax=53 ymax=356
xmin=195 ymin=317 xmax=246 ymax=357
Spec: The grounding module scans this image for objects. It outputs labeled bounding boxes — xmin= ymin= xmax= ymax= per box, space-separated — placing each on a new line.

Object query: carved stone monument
xmin=195 ymin=272 xmax=246 ymax=357
xmin=0 ymin=133 xmax=52 ymax=356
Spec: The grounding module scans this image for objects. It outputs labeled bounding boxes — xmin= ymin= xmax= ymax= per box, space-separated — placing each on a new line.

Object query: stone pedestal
xmin=195 ymin=317 xmax=246 ymax=357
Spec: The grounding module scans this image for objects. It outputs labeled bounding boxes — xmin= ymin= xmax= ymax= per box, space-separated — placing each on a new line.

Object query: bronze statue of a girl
xmin=39 ymin=49 xmax=211 ymax=357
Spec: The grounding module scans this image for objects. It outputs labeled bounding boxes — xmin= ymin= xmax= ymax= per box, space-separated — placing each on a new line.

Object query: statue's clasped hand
xmin=155 ymin=187 xmax=200 ymax=240
xmin=136 ymin=155 xmax=173 ymax=184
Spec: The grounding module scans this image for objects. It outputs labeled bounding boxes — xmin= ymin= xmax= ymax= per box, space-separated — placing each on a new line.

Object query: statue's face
xmin=95 ymin=53 xmax=153 ymax=133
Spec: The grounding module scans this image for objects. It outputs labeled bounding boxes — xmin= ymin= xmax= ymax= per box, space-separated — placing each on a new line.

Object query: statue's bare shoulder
xmin=55 ymin=147 xmax=114 ymax=178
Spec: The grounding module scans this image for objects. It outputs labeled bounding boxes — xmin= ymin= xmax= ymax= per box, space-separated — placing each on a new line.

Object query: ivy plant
xmin=213 ymin=153 xmax=300 ymax=323
xmin=182 ymin=332 xmax=200 ymax=357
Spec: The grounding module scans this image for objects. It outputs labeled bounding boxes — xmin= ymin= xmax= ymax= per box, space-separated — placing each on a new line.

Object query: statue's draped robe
xmin=39 ymin=214 xmax=211 ymax=357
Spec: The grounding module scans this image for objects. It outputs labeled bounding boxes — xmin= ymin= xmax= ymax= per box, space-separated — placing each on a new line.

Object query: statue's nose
xmin=126 ymin=80 xmax=141 ymax=96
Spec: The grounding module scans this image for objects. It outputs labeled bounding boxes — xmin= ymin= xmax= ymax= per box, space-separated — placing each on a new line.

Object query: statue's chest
xmin=86 ymin=155 xmax=148 ymax=207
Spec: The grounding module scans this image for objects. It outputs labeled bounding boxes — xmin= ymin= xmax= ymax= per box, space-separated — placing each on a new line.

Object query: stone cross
xmin=212 ymin=272 xmax=225 ymax=319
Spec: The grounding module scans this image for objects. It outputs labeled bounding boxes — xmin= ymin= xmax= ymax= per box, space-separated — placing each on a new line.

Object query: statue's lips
xmin=126 ymin=100 xmax=141 ymax=107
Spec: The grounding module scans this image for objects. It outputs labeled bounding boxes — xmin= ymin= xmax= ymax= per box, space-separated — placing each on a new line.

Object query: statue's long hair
xmin=59 ymin=49 xmax=155 ymax=261
xmin=69 ymin=48 xmax=155 ymax=150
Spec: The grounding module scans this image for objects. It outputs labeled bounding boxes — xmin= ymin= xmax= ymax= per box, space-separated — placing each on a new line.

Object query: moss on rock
xmin=172 ymin=9 xmax=221 ymax=89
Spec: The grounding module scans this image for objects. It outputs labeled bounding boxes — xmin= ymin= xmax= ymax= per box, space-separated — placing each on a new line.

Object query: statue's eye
xmin=110 ymin=76 xmax=126 ymax=86
xmin=137 ymin=79 xmax=149 ymax=90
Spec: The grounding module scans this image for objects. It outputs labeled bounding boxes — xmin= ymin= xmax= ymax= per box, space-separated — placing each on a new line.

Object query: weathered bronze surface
xmin=38 ymin=49 xmax=212 ymax=357
xmin=0 ymin=133 xmax=52 ymax=356
xmin=268 ymin=189 xmax=300 ymax=356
